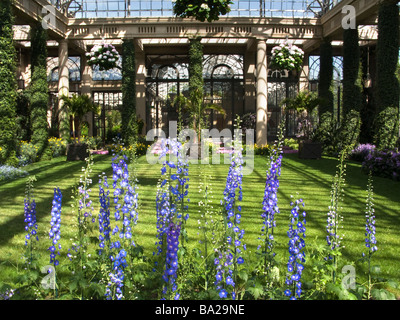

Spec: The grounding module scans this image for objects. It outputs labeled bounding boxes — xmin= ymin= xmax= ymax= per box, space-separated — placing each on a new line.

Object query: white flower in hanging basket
xmin=85 ymin=43 xmax=120 ymax=71
xmin=270 ymin=42 xmax=304 ymax=72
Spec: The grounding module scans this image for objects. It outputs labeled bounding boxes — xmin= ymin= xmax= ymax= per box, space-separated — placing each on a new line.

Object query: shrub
xmin=362 ymin=149 xmax=400 ymax=181
xmin=254 ymin=144 xmax=272 ymax=156
xmin=284 ymin=138 xmax=299 ymax=150
xmin=48 ymin=137 xmax=67 ymax=158
xmin=350 ymin=143 xmax=376 ymax=162
xmin=17 ymin=141 xmax=38 ymax=166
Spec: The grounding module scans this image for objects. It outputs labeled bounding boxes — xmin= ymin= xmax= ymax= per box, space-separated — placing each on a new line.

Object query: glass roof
xmin=51 ymin=0 xmax=342 ymax=19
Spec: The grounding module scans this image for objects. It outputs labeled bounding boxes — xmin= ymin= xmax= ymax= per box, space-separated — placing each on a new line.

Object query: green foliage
xmin=336 ymin=109 xmax=361 ymax=152
xmin=60 ymin=94 xmax=99 ymax=140
xmin=338 ymin=28 xmax=362 ymax=149
xmin=173 ymin=0 xmax=233 ymax=22
xmin=373 ymin=107 xmax=399 ymax=150
xmin=313 ymin=112 xmax=336 ymax=154
xmin=16 ymin=92 xmax=31 ymax=142
xmin=188 ymin=37 xmax=204 ymax=122
xmin=30 ymin=22 xmax=48 ymax=75
xmin=174 ymin=89 xmax=226 ymax=139
xmin=374 ymin=0 xmax=400 ymax=149
xmin=121 ymin=39 xmax=137 ymax=146
xmin=342 ymin=28 xmax=362 ymax=115
xmin=282 ymin=90 xmax=321 ymax=141
xmin=0 ymin=0 xmax=18 ymax=165
xmin=29 ymin=23 xmax=49 ymax=159
xmin=29 ymin=66 xmax=49 ymax=158
xmin=318 ymin=39 xmax=334 ymax=117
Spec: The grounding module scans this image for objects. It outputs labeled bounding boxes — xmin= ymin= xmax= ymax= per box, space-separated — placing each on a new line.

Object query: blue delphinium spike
xmin=285 ymin=197 xmax=306 ymax=300
xmin=49 ymin=187 xmax=62 ymax=267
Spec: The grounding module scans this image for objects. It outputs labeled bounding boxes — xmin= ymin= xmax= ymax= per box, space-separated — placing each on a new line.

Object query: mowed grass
xmin=0 ymin=152 xmax=399 ymax=289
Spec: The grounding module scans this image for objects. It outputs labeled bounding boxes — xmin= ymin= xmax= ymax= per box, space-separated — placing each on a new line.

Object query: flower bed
xmin=362 ymin=149 xmax=400 ymax=181
xmin=0 ymin=165 xmax=28 ymax=182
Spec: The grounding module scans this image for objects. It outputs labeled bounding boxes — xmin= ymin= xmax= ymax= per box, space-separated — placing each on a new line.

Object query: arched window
xmin=47 ymin=56 xmax=81 ymax=82
xmin=309 ymin=55 xmax=344 ymax=81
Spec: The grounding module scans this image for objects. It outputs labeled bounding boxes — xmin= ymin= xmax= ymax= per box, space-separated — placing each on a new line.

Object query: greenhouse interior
xmin=7 ymin=0 xmax=396 ymax=146
xmin=1 ymin=0 xmax=400 ymax=303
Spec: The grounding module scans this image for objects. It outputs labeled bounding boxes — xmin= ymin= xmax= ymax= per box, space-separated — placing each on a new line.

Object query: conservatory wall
xmin=11 ymin=0 xmax=382 ymax=144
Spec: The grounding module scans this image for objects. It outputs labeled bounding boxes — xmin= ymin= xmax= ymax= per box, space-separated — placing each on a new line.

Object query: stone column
xmin=58 ymin=39 xmax=69 ymax=140
xmin=256 ymin=39 xmax=268 ymax=146
xmin=80 ymin=53 xmax=94 ymax=136
xmin=135 ymin=43 xmax=146 ymax=135
xmin=299 ymin=52 xmax=309 ymax=92
xmin=244 ymin=42 xmax=256 ymax=114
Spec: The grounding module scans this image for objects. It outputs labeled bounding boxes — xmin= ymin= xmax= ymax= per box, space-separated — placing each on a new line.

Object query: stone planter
xmin=66 ymin=143 xmax=89 ymax=161
xmin=298 ymin=141 xmax=322 ymax=159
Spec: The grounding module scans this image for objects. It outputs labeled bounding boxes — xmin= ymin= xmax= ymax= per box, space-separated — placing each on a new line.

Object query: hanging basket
xmin=270 ymin=42 xmax=304 ymax=72
xmin=86 ymin=43 xmax=120 ymax=71
xmin=173 ymin=0 xmax=233 ymax=22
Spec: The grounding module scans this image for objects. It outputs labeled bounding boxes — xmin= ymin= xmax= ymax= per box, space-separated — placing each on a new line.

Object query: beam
xmin=66 ymin=17 xmax=322 ymax=42
xmin=12 ymin=0 xmax=68 ymax=39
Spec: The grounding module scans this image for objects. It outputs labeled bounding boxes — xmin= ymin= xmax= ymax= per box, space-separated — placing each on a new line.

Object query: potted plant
xmin=60 ymin=94 xmax=100 ymax=160
xmin=85 ymin=43 xmax=120 ymax=71
xmin=281 ymin=90 xmax=322 ymax=159
xmin=172 ymin=0 xmax=233 ymax=22
xmin=270 ymin=41 xmax=304 ymax=73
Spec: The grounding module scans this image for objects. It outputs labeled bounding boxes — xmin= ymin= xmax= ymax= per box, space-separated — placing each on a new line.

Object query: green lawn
xmin=0 ymin=152 xmax=399 ymax=294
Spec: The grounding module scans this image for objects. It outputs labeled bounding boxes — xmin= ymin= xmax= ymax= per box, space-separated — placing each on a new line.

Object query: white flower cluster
xmin=85 ymin=43 xmax=120 ymax=71
xmin=271 ymin=42 xmax=304 ymax=71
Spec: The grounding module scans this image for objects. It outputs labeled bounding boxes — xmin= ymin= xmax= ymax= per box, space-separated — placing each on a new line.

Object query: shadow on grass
xmin=0 ymin=155 xmax=113 ymax=247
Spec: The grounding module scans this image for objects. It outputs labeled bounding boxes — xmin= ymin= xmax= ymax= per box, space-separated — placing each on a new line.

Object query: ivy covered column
xmin=0 ymin=0 xmax=18 ymax=165
xmin=30 ymin=22 xmax=49 ymax=158
xmin=256 ymin=39 xmax=268 ymax=146
xmin=121 ymin=38 xmax=137 ymax=146
xmin=338 ymin=27 xmax=362 ymax=150
xmin=58 ymin=39 xmax=70 ymax=140
xmin=374 ymin=0 xmax=400 ymax=150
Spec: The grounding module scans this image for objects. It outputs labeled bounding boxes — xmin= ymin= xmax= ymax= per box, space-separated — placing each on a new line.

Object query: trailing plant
xmin=173 ymin=0 xmax=233 ymax=22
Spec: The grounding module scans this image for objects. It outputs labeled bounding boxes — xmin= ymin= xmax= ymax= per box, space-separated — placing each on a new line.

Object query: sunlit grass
xmin=0 ymin=152 xmax=399 ymax=290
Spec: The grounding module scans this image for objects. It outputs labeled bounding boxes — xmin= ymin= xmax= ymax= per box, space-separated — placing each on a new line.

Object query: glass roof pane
xmin=63 ymin=1 xmax=342 ymax=19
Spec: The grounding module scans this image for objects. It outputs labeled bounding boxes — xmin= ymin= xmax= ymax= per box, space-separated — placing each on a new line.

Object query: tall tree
xmin=0 ymin=0 xmax=18 ymax=165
